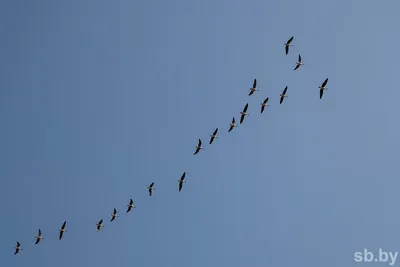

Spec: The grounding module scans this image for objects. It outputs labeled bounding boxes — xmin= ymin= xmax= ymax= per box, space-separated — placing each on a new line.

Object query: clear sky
xmin=1 ymin=0 xmax=399 ymax=266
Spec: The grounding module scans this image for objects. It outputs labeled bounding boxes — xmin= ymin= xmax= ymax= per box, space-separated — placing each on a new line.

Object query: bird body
xmin=110 ymin=208 xmax=118 ymax=222
xmin=96 ymin=219 xmax=104 ymax=232
xmin=260 ymin=97 xmax=269 ymax=113
xmin=294 ymin=54 xmax=303 ymax=70
xmin=228 ymin=117 xmax=237 ymax=132
xmin=59 ymin=221 xmax=67 ymax=240
xmin=193 ymin=139 xmax=203 ymax=155
xmin=249 ymin=79 xmax=258 ymax=96
xmin=285 ymin=36 xmax=294 ymax=55
xmin=126 ymin=199 xmax=136 ymax=213
xmin=240 ymin=103 xmax=249 ymax=124
xmin=209 ymin=128 xmax=219 ymax=144
xmin=147 ymin=182 xmax=155 ymax=196
xmin=14 ymin=242 xmax=22 ymax=255
xmin=178 ymin=172 xmax=186 ymax=192
xmin=279 ymin=86 xmax=288 ymax=104
xmin=319 ymin=78 xmax=329 ymax=99
xmin=34 ymin=229 xmax=43 ymax=244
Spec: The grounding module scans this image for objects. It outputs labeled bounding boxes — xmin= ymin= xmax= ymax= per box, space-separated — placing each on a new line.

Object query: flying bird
xmin=96 ymin=219 xmax=104 ymax=232
xmin=248 ymin=79 xmax=258 ymax=96
xmin=110 ymin=208 xmax=118 ymax=222
xmin=285 ymin=36 xmax=294 ymax=55
xmin=147 ymin=182 xmax=155 ymax=196
xmin=34 ymin=229 xmax=43 ymax=244
xmin=193 ymin=139 xmax=203 ymax=155
xmin=14 ymin=242 xmax=22 ymax=255
xmin=59 ymin=221 xmax=67 ymax=240
xmin=279 ymin=86 xmax=288 ymax=104
xmin=228 ymin=117 xmax=237 ymax=132
xmin=178 ymin=172 xmax=186 ymax=192
xmin=294 ymin=54 xmax=303 ymax=70
xmin=126 ymin=199 xmax=136 ymax=213
xmin=260 ymin=97 xmax=270 ymax=113
xmin=209 ymin=128 xmax=218 ymax=144
xmin=240 ymin=103 xmax=249 ymax=124
xmin=319 ymin=78 xmax=329 ymax=99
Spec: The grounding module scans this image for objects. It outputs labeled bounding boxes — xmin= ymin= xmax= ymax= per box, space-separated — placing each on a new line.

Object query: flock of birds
xmin=12 ymin=36 xmax=330 ymax=256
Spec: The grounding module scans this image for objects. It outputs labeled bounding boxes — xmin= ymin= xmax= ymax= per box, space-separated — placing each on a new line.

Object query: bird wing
xmin=99 ymin=219 xmax=103 ymax=224
xmin=322 ymin=78 xmax=328 ymax=87
xmin=35 ymin=238 xmax=40 ymax=244
xmin=127 ymin=206 xmax=132 ymax=213
xmin=253 ymin=79 xmax=257 ymax=88
xmin=193 ymin=148 xmax=200 ymax=155
xmin=285 ymin=45 xmax=289 ymax=55
xmin=228 ymin=125 xmax=233 ymax=132
xmin=181 ymin=172 xmax=186 ymax=180
xmin=240 ymin=114 xmax=245 ymax=124
xmin=17 ymin=242 xmax=20 ymax=247
xmin=179 ymin=182 xmax=183 ymax=191
xmin=280 ymin=96 xmax=284 ymax=104
xmin=287 ymin=36 xmax=294 ymax=44
xmin=320 ymin=88 xmax=324 ymax=99
xmin=129 ymin=199 xmax=133 ymax=205
xmin=261 ymin=105 xmax=265 ymax=113
xmin=298 ymin=54 xmax=301 ymax=62
xmin=248 ymin=90 xmax=254 ymax=96
xmin=209 ymin=137 xmax=214 ymax=144
xmin=150 ymin=182 xmax=154 ymax=187
xmin=198 ymin=139 xmax=202 ymax=146
xmin=294 ymin=64 xmax=300 ymax=70
xmin=283 ymin=86 xmax=287 ymax=94
xmin=59 ymin=231 xmax=64 ymax=240
xmin=61 ymin=221 xmax=66 ymax=229
xmin=263 ymin=97 xmax=269 ymax=104
xmin=113 ymin=208 xmax=117 ymax=214
xmin=213 ymin=128 xmax=218 ymax=135
xmin=243 ymin=103 xmax=249 ymax=112
xmin=149 ymin=189 xmax=152 ymax=196
xmin=232 ymin=117 xmax=235 ymax=124
xmin=38 ymin=229 xmax=41 ymax=236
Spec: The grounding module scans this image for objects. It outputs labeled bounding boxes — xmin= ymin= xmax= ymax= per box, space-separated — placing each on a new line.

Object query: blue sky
xmin=1 ymin=0 xmax=400 ymax=266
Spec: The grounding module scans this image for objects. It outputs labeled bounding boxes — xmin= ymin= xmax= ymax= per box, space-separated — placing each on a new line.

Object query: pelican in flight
xmin=126 ymin=199 xmax=136 ymax=213
xmin=285 ymin=36 xmax=294 ymax=55
xmin=59 ymin=221 xmax=67 ymax=240
xmin=147 ymin=182 xmax=155 ymax=196
xmin=110 ymin=208 xmax=118 ymax=222
xmin=240 ymin=103 xmax=249 ymax=124
xmin=248 ymin=79 xmax=258 ymax=96
xmin=260 ymin=97 xmax=269 ymax=113
xmin=279 ymin=86 xmax=288 ymax=104
xmin=294 ymin=54 xmax=303 ymax=70
xmin=14 ymin=242 xmax=22 ymax=255
xmin=178 ymin=172 xmax=186 ymax=192
xmin=209 ymin=128 xmax=218 ymax=144
xmin=96 ymin=219 xmax=104 ymax=232
xmin=228 ymin=117 xmax=237 ymax=132
xmin=319 ymin=78 xmax=329 ymax=99
xmin=34 ymin=229 xmax=43 ymax=244
xmin=193 ymin=139 xmax=203 ymax=155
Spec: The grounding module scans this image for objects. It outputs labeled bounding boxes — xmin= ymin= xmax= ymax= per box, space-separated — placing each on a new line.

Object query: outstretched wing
xmin=320 ymin=88 xmax=324 ymax=99
xmin=213 ymin=128 xmax=218 ymax=135
xmin=285 ymin=45 xmax=289 ymax=55
xmin=261 ymin=105 xmax=265 ymax=113
xmin=181 ymin=172 xmax=186 ymax=181
xmin=263 ymin=97 xmax=269 ymax=104
xmin=59 ymin=231 xmax=64 ymax=240
xmin=294 ymin=64 xmax=300 ymax=70
xmin=322 ymin=78 xmax=328 ymax=87
xmin=240 ymin=114 xmax=245 ymax=124
xmin=287 ymin=36 xmax=294 ymax=44
xmin=282 ymin=86 xmax=287 ymax=95
xmin=253 ymin=79 xmax=257 ymax=88
xmin=298 ymin=54 xmax=302 ymax=62
xmin=280 ymin=96 xmax=284 ymax=104
xmin=243 ymin=103 xmax=249 ymax=113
